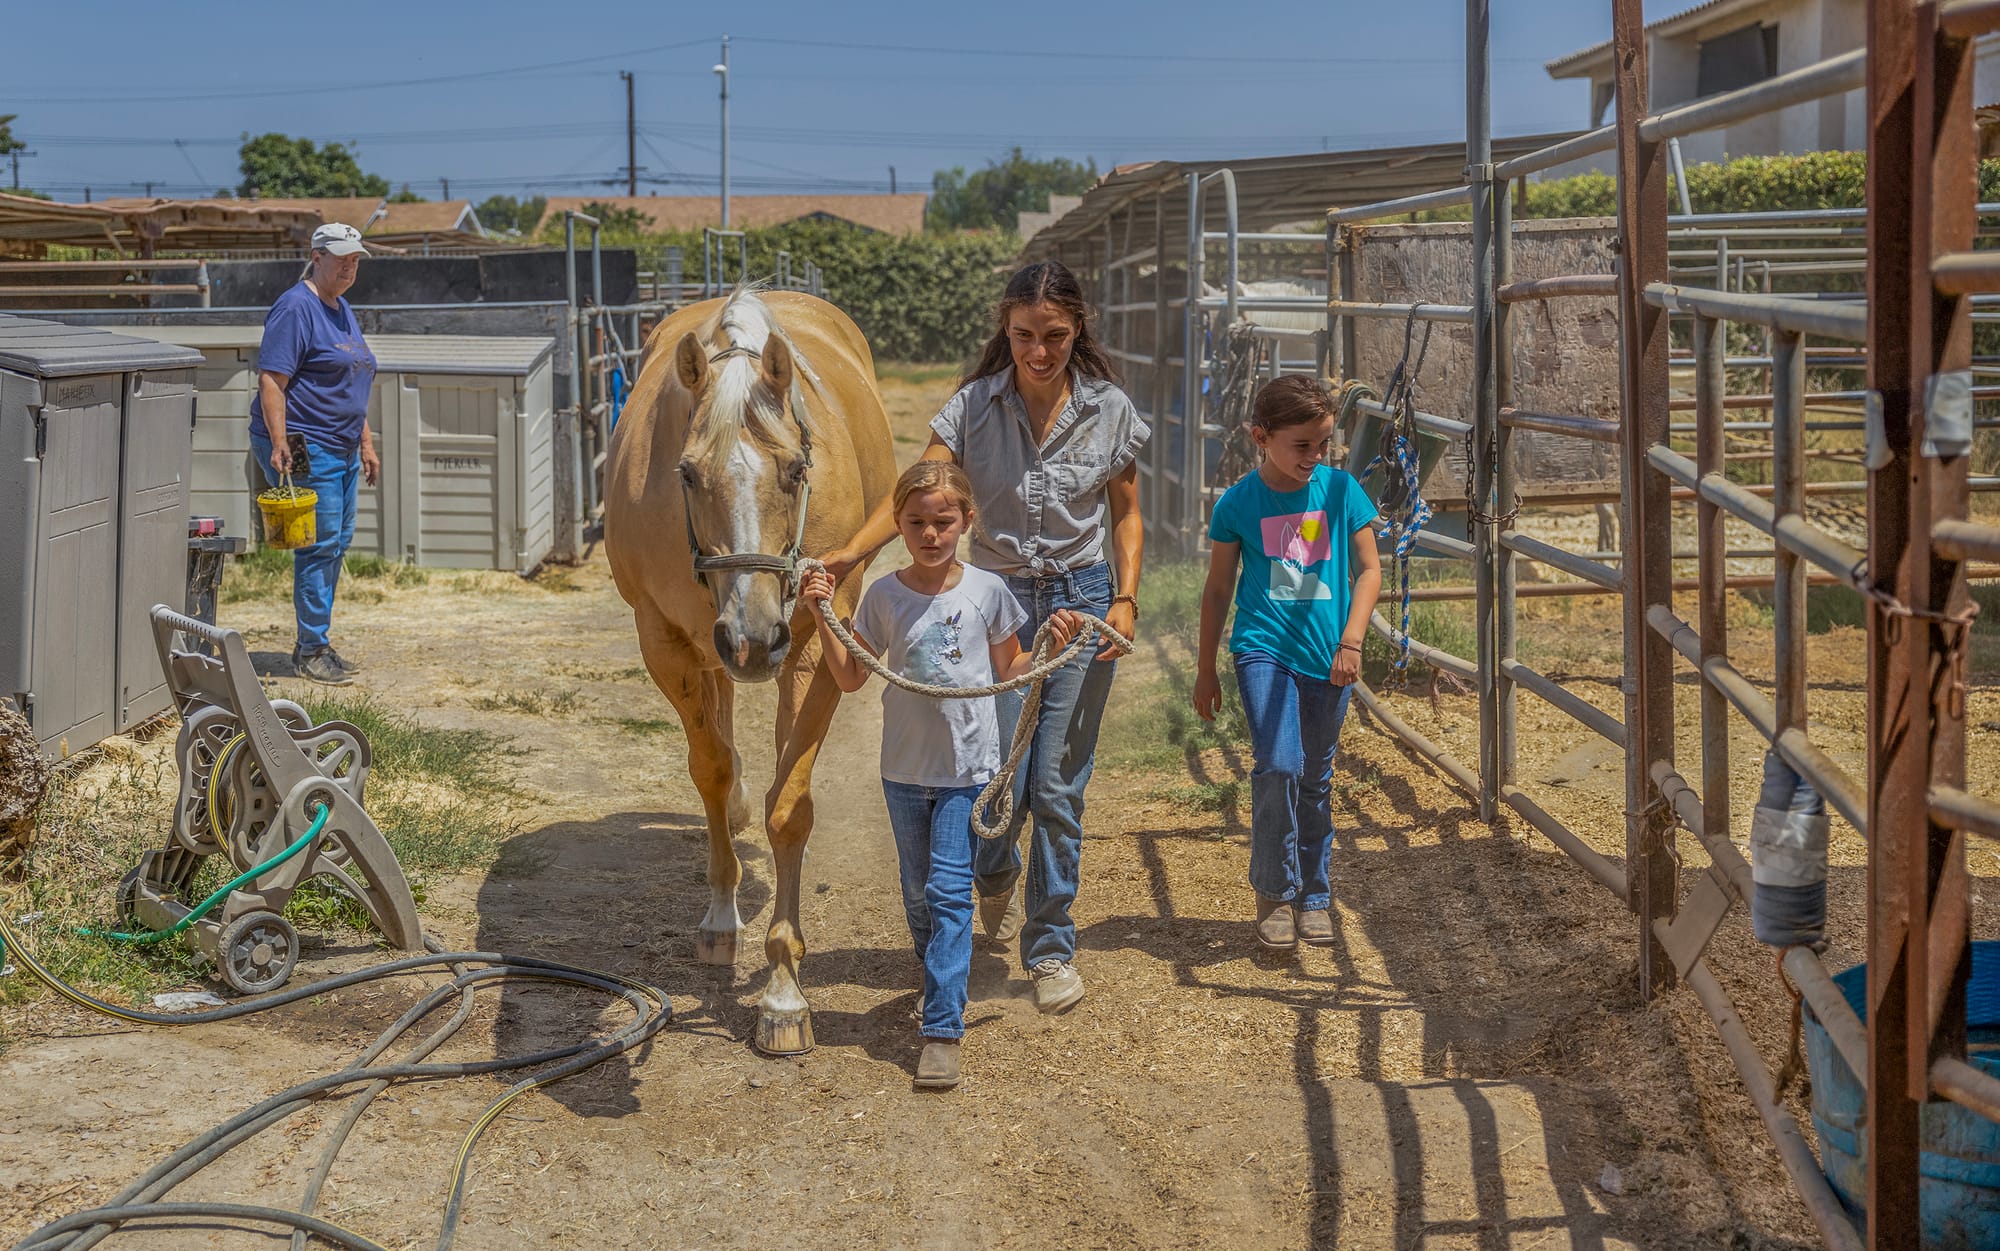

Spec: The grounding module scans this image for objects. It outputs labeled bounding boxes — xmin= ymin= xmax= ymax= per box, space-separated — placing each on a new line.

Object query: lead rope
xmin=1355 ymin=306 xmax=1436 ymax=690
xmin=797 ymin=558 xmax=1133 ymax=841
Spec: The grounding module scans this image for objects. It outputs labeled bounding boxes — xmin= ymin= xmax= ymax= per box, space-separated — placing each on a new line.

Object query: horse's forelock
xmin=684 ymin=289 xmax=813 ymax=468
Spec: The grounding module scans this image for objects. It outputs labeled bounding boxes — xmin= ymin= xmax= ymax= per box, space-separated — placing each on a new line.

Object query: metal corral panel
xmin=0 ymin=314 xmax=198 ymax=757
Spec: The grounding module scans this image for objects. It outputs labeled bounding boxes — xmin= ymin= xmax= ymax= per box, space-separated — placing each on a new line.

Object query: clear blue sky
xmin=6 ymin=0 xmax=1630 ymax=204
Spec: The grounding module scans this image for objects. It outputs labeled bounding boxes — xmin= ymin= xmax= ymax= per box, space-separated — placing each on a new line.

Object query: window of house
xmin=1696 ymin=22 xmax=1781 ymax=96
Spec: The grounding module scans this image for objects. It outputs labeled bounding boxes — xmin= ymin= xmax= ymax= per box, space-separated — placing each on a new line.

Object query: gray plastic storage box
xmin=107 ymin=326 xmax=558 ymax=575
xmin=0 ymin=314 xmax=202 ymax=757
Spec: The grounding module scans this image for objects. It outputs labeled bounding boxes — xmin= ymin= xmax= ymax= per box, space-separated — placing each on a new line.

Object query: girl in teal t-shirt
xmin=1193 ymin=376 xmax=1382 ymax=953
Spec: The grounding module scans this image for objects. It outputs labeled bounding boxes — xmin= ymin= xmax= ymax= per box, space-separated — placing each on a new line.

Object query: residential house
xmin=533 ymin=193 xmax=929 ymax=236
xmin=1545 ymin=0 xmax=2000 ymax=169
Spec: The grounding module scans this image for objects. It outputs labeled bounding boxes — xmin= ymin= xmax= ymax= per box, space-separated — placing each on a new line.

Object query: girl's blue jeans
xmin=1233 ymin=652 xmax=1353 ymax=912
xmin=973 ymin=562 xmax=1115 ymax=971
xmin=249 ymin=429 xmax=360 ymax=653
xmin=882 ymin=779 xmax=980 ymax=1040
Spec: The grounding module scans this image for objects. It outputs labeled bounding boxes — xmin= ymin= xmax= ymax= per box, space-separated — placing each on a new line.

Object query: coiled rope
xmin=798 ymin=558 xmax=1133 ymax=840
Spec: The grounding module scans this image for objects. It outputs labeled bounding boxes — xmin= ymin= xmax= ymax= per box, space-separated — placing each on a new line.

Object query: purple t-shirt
xmin=249 ymin=282 xmax=376 ymax=452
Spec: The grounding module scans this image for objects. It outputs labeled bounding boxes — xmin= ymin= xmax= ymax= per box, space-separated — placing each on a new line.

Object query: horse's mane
xmin=684 ymin=286 xmax=818 ymax=466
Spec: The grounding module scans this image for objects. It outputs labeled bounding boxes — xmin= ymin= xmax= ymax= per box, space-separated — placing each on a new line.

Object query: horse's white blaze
xmin=715 ymin=437 xmax=767 ymax=664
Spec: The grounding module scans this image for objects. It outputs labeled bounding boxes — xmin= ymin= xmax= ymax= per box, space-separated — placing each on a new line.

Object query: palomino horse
xmin=605 ymin=289 xmax=896 ymax=1053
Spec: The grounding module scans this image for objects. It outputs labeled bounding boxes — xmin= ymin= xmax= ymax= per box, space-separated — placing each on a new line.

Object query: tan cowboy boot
xmin=915 ymin=1038 xmax=961 ymax=1089
xmin=1296 ymin=907 xmax=1336 ymax=945
xmin=1255 ymin=897 xmax=1298 ymax=951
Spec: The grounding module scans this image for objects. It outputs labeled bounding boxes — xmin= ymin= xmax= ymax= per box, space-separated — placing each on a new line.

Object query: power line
xmin=4 ymin=36 xmax=720 ymax=104
xmin=732 ymin=34 xmax=1544 ymax=67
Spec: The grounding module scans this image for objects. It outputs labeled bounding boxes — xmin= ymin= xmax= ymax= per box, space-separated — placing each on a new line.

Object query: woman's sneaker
xmin=979 ymin=879 xmax=1025 ymax=947
xmin=1029 ymin=960 xmax=1084 ymax=1013
xmin=293 ymin=647 xmax=353 ymax=686
xmin=326 ymin=646 xmax=363 ymax=674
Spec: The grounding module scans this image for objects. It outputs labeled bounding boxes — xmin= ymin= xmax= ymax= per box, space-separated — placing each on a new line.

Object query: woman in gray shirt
xmin=825 ymin=260 xmax=1147 ymax=1013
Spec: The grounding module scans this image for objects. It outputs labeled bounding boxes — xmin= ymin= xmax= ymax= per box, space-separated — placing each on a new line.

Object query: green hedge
xmin=1419 ymin=149 xmax=2000 ymax=221
xmin=542 ymin=216 xmax=1018 ymax=362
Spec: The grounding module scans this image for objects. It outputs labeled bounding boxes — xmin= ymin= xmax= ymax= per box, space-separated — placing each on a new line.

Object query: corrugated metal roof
xmin=1019 ymin=133 xmax=1583 ymax=256
xmin=368 ymin=334 xmax=555 ymax=375
xmin=0 ymin=313 xmax=204 ymax=377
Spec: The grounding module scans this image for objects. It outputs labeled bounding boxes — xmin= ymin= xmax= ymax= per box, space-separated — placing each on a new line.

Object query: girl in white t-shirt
xmin=802 ymin=461 xmax=1082 ymax=1090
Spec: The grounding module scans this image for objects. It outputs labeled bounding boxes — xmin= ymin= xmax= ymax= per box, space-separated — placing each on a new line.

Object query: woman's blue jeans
xmin=1233 ymin=652 xmax=1353 ymax=912
xmin=973 ymin=562 xmax=1115 ymax=971
xmin=249 ymin=429 xmax=360 ymax=653
xmin=882 ymin=780 xmax=980 ymax=1040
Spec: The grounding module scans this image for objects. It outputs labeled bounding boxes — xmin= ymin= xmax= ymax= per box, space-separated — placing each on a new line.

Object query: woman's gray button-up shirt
xmin=930 ymin=367 xmax=1150 ymax=577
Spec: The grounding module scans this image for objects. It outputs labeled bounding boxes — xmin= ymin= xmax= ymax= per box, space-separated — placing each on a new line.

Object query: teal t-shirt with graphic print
xmin=1207 ymin=465 xmax=1380 ymax=680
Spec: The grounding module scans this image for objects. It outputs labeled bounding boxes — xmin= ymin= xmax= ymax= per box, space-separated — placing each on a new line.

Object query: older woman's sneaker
xmin=293 ymin=648 xmax=353 ymax=686
xmin=1029 ymin=959 xmax=1084 ymax=1013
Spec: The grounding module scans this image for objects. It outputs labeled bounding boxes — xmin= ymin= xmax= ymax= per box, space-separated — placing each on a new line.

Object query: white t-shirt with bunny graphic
xmin=852 ymin=565 xmax=1029 ymax=787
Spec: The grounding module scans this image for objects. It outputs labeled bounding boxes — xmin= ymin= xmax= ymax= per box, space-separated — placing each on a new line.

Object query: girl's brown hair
xmin=962 ymin=260 xmax=1121 ymax=389
xmin=893 ymin=459 xmax=977 ymax=517
xmin=1251 ymin=374 xmax=1338 ymax=431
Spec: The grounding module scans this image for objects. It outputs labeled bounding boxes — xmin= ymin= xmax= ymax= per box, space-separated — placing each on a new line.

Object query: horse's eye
xmin=678 ymin=462 xmax=697 ymax=487
xmin=787 ymin=460 xmax=809 ymax=487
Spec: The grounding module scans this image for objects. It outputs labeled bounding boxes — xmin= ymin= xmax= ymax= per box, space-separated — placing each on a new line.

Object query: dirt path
xmin=0 ymin=372 xmax=1865 ymax=1250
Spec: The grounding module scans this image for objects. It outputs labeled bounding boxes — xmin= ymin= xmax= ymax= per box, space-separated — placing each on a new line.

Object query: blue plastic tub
xmin=1803 ymin=941 xmax=2000 ymax=1248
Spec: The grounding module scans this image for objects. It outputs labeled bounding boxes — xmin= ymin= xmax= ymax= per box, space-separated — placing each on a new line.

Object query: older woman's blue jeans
xmin=1233 ymin=652 xmax=1353 ymax=911
xmin=973 ymin=562 xmax=1115 ymax=971
xmin=249 ymin=429 xmax=360 ymax=653
xmin=882 ymin=779 xmax=979 ymax=1040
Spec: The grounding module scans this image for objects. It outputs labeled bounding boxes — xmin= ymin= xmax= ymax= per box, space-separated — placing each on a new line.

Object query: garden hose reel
xmin=120 ymin=606 xmax=424 ymax=994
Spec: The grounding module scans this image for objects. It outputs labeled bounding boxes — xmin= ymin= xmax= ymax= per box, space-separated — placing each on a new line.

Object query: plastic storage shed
xmin=365 ymin=335 xmax=557 ymax=574
xmin=112 ymin=326 xmax=557 ymax=574
xmin=0 ymin=314 xmax=202 ymax=757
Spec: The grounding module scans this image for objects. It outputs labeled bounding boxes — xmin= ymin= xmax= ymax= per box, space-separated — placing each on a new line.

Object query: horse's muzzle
xmin=715 ymin=619 xmax=792 ymax=682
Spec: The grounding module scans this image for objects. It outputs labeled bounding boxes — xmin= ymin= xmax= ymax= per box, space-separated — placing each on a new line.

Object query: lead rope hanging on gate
xmin=796 ymin=558 xmax=1133 ymax=841
xmin=1355 ymin=306 xmax=1436 ymax=690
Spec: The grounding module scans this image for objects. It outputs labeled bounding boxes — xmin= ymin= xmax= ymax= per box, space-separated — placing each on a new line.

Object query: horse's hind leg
xmin=635 ymin=610 xmax=742 ymax=966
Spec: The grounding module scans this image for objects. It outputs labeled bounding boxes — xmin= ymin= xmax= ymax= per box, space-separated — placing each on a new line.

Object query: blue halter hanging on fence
xmin=1353 ymin=305 xmax=1437 ymax=688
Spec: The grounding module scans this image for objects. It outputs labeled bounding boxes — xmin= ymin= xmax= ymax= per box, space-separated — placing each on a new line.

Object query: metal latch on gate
xmin=1863 ymin=390 xmax=1891 ymax=471
xmin=28 ymin=405 xmax=45 ymax=459
xmin=1922 ymin=369 xmax=1974 ymax=459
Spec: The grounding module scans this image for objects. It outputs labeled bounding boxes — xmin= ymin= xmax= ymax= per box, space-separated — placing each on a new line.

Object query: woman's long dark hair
xmin=962 ymin=260 xmax=1121 ymax=389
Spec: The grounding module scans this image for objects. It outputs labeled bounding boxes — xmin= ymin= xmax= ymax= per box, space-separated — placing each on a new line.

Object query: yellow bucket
xmin=257 ymin=479 xmax=318 ymax=550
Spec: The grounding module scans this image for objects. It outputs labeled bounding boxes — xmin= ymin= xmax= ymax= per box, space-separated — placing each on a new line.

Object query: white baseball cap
xmin=311 ymin=222 xmax=368 ymax=256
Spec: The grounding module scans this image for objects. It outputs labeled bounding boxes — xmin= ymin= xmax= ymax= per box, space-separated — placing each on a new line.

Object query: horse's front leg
xmin=635 ymin=609 xmax=742 ymax=966
xmin=755 ymin=620 xmax=844 ymax=1055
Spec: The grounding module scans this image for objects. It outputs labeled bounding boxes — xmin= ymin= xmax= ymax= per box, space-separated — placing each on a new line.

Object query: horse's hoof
xmin=695 ymin=929 xmax=738 ymax=966
xmin=755 ymin=1008 xmax=815 ymax=1056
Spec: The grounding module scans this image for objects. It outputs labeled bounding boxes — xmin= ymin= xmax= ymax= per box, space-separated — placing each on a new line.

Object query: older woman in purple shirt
xmin=825 ymin=260 xmax=1147 ymax=1014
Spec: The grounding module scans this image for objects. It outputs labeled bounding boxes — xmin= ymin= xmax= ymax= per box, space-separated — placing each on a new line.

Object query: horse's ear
xmin=761 ymin=335 xmax=794 ymax=399
xmin=674 ymin=333 xmax=707 ymax=393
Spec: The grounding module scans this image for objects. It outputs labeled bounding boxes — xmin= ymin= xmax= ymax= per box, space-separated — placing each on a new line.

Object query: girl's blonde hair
xmin=893 ymin=459 xmax=976 ymax=517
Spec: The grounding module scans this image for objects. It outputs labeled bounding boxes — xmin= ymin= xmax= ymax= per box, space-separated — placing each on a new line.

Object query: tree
xmin=388 ymin=184 xmax=425 ymax=204
xmin=236 ymin=133 xmax=390 ymax=199
xmin=927 ymin=148 xmax=1097 ymax=233
xmin=0 ymin=115 xmax=36 ymax=197
xmin=475 ymin=194 xmax=547 ymax=236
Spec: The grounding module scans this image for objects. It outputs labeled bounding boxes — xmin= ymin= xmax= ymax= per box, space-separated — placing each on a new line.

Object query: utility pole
xmin=9 ymin=147 xmax=33 ymax=191
xmin=441 ymin=177 xmax=450 ymax=199
xmin=621 ymin=70 xmax=637 ymax=197
xmin=889 ymin=165 xmax=896 ymax=195
xmin=713 ymin=37 xmax=730 ymax=228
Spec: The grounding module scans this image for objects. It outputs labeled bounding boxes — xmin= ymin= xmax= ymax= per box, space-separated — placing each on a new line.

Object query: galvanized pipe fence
xmin=1061 ymin=1 xmax=2000 ymax=1244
